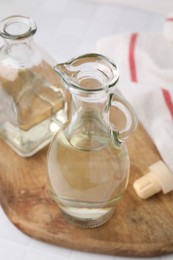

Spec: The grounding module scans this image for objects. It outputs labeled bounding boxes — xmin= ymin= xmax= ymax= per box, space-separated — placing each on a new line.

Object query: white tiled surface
xmin=0 ymin=0 xmax=172 ymax=259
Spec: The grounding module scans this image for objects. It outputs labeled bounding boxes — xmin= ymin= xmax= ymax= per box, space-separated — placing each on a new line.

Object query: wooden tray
xmin=0 ymin=123 xmax=173 ymax=257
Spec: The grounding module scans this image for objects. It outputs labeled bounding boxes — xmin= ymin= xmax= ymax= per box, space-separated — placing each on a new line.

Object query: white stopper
xmin=133 ymin=161 xmax=173 ymax=199
xmin=163 ymin=13 xmax=173 ymax=42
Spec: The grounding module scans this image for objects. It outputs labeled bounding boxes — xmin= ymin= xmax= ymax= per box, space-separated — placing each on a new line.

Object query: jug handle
xmin=110 ymin=94 xmax=138 ymax=143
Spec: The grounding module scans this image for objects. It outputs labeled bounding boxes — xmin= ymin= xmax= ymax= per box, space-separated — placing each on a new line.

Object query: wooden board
xmin=0 ymin=123 xmax=173 ymax=257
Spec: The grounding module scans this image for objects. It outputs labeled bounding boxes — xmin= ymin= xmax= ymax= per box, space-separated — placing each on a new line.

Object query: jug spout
xmin=54 ymin=63 xmax=71 ymax=78
xmin=54 ymin=61 xmax=79 ymax=88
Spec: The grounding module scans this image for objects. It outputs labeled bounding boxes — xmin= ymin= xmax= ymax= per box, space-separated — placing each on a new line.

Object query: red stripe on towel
xmin=128 ymin=33 xmax=173 ymax=121
xmin=162 ymin=88 xmax=173 ymax=119
xmin=129 ymin=33 xmax=138 ymax=82
xmin=166 ymin=18 xmax=173 ymax=22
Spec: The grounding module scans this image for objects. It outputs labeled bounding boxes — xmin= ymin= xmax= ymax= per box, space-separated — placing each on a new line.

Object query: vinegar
xmin=48 ymin=125 xmax=130 ymax=228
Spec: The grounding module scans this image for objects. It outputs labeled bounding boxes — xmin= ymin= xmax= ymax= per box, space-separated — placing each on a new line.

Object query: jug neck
xmin=67 ymin=92 xmax=111 ymax=151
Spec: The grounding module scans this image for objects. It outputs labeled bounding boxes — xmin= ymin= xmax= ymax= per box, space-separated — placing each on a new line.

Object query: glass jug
xmin=47 ymin=53 xmax=138 ymax=228
xmin=0 ymin=15 xmax=67 ymax=157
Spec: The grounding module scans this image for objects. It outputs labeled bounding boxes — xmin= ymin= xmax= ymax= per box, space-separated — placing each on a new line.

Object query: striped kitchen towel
xmin=97 ymin=17 xmax=173 ymax=173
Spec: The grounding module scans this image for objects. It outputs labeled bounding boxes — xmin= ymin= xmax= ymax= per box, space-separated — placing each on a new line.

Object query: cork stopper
xmin=133 ymin=161 xmax=173 ymax=199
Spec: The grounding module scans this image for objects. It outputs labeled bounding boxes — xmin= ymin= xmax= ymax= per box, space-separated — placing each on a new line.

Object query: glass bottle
xmin=47 ymin=53 xmax=138 ymax=228
xmin=0 ymin=15 xmax=67 ymax=157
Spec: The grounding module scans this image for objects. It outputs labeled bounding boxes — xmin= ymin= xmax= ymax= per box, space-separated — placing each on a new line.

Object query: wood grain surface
xmin=0 ymin=123 xmax=173 ymax=257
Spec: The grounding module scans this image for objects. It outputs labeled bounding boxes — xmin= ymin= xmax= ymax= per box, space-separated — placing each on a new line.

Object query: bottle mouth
xmin=55 ymin=53 xmax=119 ymax=95
xmin=0 ymin=15 xmax=37 ymax=40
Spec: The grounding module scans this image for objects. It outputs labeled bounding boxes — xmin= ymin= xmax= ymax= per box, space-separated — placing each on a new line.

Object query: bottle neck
xmin=4 ymin=35 xmax=33 ymax=46
xmin=2 ymin=36 xmax=41 ymax=68
xmin=0 ymin=15 xmax=40 ymax=68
